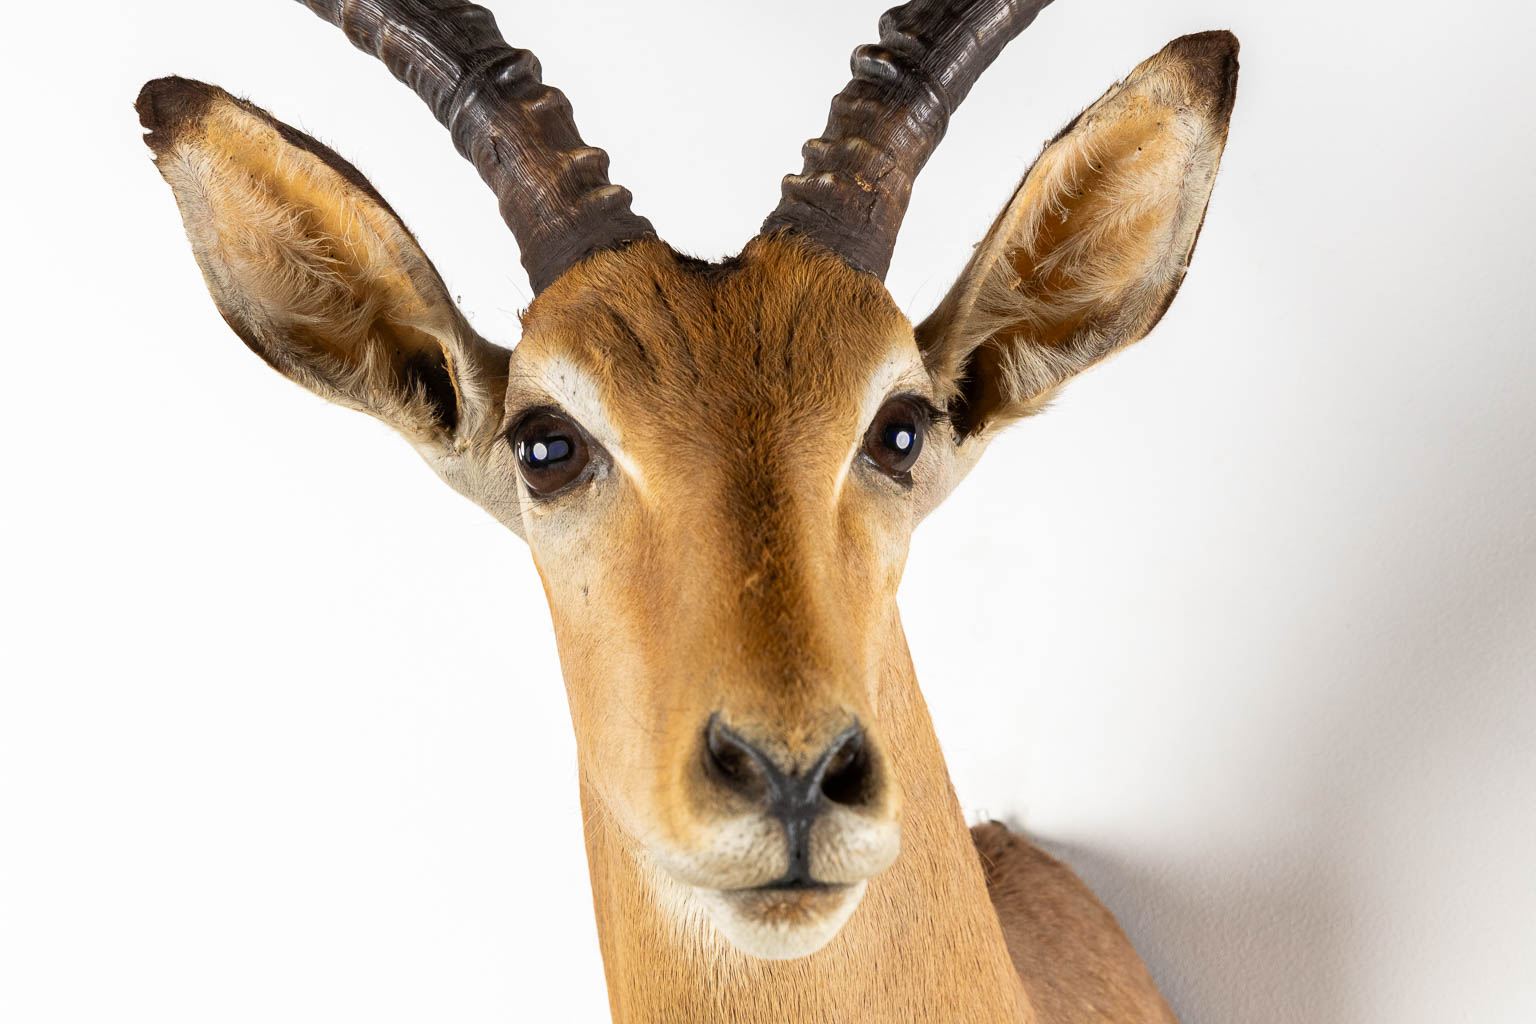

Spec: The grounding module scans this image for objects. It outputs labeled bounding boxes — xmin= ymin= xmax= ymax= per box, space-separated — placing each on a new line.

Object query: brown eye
xmin=863 ymin=396 xmax=928 ymax=480
xmin=511 ymin=409 xmax=591 ymax=496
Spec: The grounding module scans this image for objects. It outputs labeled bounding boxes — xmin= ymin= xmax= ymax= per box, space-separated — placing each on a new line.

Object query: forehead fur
xmin=515 ymin=234 xmax=918 ymax=446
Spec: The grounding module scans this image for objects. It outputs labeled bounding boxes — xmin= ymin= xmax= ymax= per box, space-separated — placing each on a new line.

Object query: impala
xmin=138 ymin=0 xmax=1238 ymax=1019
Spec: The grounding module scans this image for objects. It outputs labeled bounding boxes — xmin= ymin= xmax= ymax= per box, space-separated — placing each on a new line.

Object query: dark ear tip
xmin=1167 ymin=29 xmax=1240 ymax=62
xmin=1164 ymin=30 xmax=1240 ymax=119
xmin=136 ymin=76 xmax=222 ymax=154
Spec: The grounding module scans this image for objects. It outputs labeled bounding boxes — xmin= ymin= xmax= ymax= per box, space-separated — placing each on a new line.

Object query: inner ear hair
xmin=917 ymin=32 xmax=1239 ymax=437
xmin=137 ymin=76 xmax=506 ymax=444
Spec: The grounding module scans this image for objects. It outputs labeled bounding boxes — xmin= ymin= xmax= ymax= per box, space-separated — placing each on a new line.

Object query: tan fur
xmin=141 ymin=29 xmax=1239 ymax=1024
xmin=512 ymin=237 xmax=922 ymax=894
xmin=974 ymin=824 xmax=1178 ymax=1023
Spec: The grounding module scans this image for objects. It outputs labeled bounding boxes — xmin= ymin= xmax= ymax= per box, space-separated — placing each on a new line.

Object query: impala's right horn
xmin=295 ymin=0 xmax=654 ymax=294
xmin=761 ymin=0 xmax=1055 ymax=280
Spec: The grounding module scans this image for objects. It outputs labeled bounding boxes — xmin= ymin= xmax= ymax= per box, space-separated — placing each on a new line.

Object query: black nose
xmin=704 ymin=715 xmax=877 ymax=886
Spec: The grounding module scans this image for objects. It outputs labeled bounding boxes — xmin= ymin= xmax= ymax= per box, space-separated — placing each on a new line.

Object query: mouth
xmin=694 ymin=879 xmax=868 ymax=959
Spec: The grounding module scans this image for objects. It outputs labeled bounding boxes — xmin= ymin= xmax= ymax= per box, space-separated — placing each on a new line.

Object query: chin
xmin=695 ymin=881 xmax=868 ymax=960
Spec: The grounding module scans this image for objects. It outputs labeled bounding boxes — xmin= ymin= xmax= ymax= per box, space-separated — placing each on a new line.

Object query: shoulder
xmin=972 ymin=822 xmax=1178 ymax=1024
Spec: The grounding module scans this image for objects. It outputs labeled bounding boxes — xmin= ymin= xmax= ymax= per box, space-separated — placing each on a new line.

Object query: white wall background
xmin=2 ymin=1 xmax=1533 ymax=1020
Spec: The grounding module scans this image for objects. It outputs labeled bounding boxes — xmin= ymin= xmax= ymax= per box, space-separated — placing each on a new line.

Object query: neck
xmin=577 ymin=629 xmax=1035 ymax=1023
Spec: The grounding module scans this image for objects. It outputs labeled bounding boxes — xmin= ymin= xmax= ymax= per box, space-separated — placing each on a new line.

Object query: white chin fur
xmin=695 ymin=881 xmax=867 ymax=960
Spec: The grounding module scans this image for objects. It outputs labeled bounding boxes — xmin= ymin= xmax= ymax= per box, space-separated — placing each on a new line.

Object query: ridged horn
xmin=295 ymin=0 xmax=654 ymax=294
xmin=761 ymin=0 xmax=1055 ymax=279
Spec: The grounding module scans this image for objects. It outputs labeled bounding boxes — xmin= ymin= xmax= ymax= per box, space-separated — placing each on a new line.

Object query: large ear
xmin=136 ymin=77 xmax=510 ymax=458
xmin=917 ymin=32 xmax=1239 ymax=437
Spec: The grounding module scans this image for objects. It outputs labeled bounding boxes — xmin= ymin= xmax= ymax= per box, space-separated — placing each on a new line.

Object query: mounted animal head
xmin=138 ymin=0 xmax=1237 ymax=960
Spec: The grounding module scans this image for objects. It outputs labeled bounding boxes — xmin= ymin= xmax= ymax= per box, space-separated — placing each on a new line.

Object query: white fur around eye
xmin=517 ymin=353 xmax=648 ymax=496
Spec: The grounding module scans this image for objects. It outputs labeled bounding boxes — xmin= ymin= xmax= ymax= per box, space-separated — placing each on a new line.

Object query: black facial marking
xmin=402 ymin=350 xmax=458 ymax=433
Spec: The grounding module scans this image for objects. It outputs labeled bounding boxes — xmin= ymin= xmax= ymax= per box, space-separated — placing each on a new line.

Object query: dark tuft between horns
xmin=295 ymin=0 xmax=654 ymax=294
xmin=761 ymin=0 xmax=1056 ymax=280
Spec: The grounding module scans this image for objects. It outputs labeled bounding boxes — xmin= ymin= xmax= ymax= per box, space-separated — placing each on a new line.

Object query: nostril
xmin=818 ymin=725 xmax=873 ymax=808
xmin=705 ymin=714 xmax=770 ymax=803
xmin=703 ymin=716 xmax=880 ymax=815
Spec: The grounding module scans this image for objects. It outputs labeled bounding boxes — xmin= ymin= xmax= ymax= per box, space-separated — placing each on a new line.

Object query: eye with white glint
xmin=862 ymin=395 xmax=931 ymax=483
xmin=510 ymin=408 xmax=592 ymax=496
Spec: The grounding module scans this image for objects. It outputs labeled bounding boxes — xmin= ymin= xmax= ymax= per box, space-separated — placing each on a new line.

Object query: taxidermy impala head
xmin=139 ymin=0 xmax=1236 ymax=960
